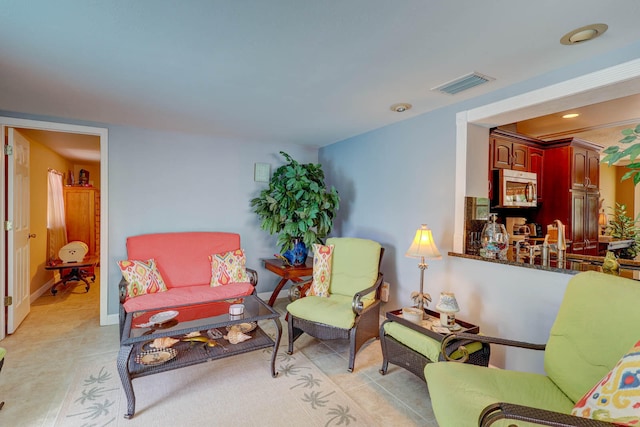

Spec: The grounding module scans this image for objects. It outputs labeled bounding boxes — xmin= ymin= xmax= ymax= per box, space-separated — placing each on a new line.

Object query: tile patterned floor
xmin=0 ymin=271 xmax=437 ymax=426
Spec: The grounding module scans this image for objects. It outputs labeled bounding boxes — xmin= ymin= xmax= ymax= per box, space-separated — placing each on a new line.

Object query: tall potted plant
xmin=606 ymin=203 xmax=640 ymax=259
xmin=250 ymin=152 xmax=340 ymax=266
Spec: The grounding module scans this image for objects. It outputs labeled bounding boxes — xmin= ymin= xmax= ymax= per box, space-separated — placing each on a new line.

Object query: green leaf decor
xmin=601 ymin=124 xmax=640 ymax=186
xmin=250 ymin=152 xmax=339 ymax=253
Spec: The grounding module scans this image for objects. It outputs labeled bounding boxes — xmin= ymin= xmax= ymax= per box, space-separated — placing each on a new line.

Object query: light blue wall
xmin=5 ymin=38 xmax=640 ymax=372
xmin=106 ymin=125 xmax=318 ymax=315
xmin=320 ymin=40 xmax=640 ymax=373
xmin=0 ymin=109 xmax=319 ymax=320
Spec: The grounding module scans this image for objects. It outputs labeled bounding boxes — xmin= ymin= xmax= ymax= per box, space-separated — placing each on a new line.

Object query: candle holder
xmin=435 ymin=292 xmax=460 ymax=329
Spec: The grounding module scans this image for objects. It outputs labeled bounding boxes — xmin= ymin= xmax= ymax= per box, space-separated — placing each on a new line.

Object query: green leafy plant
xmin=250 ymin=152 xmax=339 ymax=253
xmin=606 ymin=203 xmax=640 ymax=259
xmin=601 ymin=124 xmax=640 ymax=185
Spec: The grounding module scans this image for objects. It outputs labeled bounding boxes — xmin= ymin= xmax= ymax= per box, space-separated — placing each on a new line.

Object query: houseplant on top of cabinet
xmin=250 ymin=152 xmax=340 ymax=266
xmin=606 ymin=203 xmax=640 ymax=259
xmin=602 ymin=123 xmax=640 ymax=185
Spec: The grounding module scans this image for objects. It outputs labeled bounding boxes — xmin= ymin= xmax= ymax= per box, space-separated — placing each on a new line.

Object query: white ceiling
xmin=2 ymin=1 xmax=640 ymax=159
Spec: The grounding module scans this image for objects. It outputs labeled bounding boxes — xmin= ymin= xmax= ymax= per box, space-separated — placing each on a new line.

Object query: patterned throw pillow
xmin=308 ymin=244 xmax=334 ymax=297
xmin=572 ymin=340 xmax=640 ymax=426
xmin=209 ymin=249 xmax=250 ymax=287
xmin=118 ymin=259 xmax=168 ymax=298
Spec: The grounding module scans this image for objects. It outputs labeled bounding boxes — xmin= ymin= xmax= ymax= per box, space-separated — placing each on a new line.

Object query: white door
xmin=7 ymin=128 xmax=31 ymax=333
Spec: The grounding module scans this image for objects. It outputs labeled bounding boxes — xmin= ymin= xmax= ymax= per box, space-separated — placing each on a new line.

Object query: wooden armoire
xmin=64 ymin=186 xmax=100 ymax=256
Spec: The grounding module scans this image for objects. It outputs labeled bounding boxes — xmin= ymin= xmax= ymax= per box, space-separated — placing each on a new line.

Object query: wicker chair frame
xmin=440 ymin=332 xmax=617 ymax=426
xmin=480 ymin=402 xmax=615 ymax=427
xmin=287 ymin=248 xmax=384 ymax=372
xmin=379 ymin=321 xmax=490 ymax=381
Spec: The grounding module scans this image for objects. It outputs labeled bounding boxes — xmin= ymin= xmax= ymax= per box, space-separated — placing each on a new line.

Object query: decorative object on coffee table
xmin=405 ymin=224 xmax=442 ymax=318
xmin=435 ymin=292 xmax=460 ymax=329
xmin=250 ymin=151 xmax=339 ymax=266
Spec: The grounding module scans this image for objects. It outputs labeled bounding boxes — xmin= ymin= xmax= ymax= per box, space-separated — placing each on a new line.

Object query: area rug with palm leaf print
xmin=54 ymin=339 xmax=376 ymax=426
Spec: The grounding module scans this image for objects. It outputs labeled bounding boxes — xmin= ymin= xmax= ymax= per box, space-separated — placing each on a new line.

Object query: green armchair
xmin=425 ymin=271 xmax=640 ymax=426
xmin=286 ymin=237 xmax=383 ymax=372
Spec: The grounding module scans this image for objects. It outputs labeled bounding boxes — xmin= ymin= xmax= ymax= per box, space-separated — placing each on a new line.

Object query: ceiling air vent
xmin=432 ymin=72 xmax=495 ymax=95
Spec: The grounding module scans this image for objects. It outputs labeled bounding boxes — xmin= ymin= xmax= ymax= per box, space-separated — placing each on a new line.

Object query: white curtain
xmin=47 ymin=170 xmax=67 ymax=262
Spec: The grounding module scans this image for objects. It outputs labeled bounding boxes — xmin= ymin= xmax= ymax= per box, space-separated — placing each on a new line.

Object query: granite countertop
xmin=449 ymin=251 xmax=640 ymax=280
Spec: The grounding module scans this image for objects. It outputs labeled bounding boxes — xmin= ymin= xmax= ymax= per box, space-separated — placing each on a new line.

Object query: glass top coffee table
xmin=117 ymin=294 xmax=282 ymax=419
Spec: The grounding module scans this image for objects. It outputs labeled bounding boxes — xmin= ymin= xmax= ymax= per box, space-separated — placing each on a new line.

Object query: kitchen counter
xmin=450 ymin=251 xmax=640 ymax=280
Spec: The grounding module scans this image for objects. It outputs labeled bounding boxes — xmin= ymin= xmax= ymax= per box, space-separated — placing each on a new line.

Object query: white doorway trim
xmin=454 ymin=58 xmax=640 ymax=252
xmin=0 ymin=117 xmax=111 ymax=328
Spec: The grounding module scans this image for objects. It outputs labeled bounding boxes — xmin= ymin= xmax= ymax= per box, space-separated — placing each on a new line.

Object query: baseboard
xmin=257 ymin=291 xmax=273 ymax=302
xmin=31 ymin=278 xmax=55 ymax=303
xmin=104 ymin=313 xmax=119 ymax=326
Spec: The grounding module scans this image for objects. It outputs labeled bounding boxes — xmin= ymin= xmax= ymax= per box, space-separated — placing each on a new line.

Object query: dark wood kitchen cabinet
xmin=528 ymin=146 xmax=544 ymax=203
xmin=490 ymin=136 xmax=528 ymax=171
xmin=538 ymin=138 xmax=603 ymax=256
xmin=570 ymin=190 xmax=600 ymax=255
xmin=571 ymin=146 xmax=600 ymax=191
xmin=488 ymin=129 xmax=546 ymax=200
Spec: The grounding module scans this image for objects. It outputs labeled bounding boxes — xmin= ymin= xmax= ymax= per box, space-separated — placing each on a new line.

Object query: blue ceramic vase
xmin=282 ymin=238 xmax=308 ymax=266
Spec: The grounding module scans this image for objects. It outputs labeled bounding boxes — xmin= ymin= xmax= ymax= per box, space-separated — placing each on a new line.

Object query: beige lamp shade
xmin=405 ymin=224 xmax=442 ymax=259
xmin=598 ymin=212 xmax=608 ymax=227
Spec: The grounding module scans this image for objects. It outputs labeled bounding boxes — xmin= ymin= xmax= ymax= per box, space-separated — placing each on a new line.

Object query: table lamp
xmin=405 ymin=224 xmax=442 ymax=318
xmin=435 ymin=292 xmax=460 ymax=328
xmin=598 ymin=211 xmax=608 ymax=235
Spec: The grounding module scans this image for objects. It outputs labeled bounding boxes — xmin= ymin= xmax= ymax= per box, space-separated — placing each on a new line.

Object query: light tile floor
xmin=0 ymin=271 xmax=437 ymax=426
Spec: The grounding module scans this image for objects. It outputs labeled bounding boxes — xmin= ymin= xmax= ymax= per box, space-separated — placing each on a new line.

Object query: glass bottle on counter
xmin=480 ymin=213 xmax=510 ymax=260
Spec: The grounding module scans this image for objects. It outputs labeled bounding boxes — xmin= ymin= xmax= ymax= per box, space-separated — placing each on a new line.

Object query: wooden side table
xmin=262 ymin=258 xmax=313 ymax=306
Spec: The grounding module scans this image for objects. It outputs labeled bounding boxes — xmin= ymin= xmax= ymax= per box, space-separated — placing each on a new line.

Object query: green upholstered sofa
xmin=425 ymin=271 xmax=640 ymax=426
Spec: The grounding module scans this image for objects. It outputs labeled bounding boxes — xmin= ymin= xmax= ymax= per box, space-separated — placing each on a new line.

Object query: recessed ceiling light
xmin=562 ymin=113 xmax=580 ymax=119
xmin=560 ymin=23 xmax=608 ymax=45
xmin=390 ymin=103 xmax=412 ymax=113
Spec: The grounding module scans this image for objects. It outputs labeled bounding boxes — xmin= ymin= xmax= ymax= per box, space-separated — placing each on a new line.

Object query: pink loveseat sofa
xmin=118 ymin=231 xmax=257 ymax=333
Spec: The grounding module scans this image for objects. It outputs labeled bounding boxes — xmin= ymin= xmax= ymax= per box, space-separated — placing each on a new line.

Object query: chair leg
xmin=379 ymin=321 xmax=390 ymax=375
xmin=347 ymin=305 xmax=381 ymax=372
xmin=287 ymin=314 xmax=304 ymax=355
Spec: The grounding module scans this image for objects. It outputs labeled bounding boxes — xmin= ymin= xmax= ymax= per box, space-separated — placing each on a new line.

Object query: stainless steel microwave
xmin=498 ymin=170 xmax=537 ymax=207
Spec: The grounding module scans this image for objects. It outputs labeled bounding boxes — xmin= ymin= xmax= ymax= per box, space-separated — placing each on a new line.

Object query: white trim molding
xmin=455 ymin=58 xmax=640 ymax=252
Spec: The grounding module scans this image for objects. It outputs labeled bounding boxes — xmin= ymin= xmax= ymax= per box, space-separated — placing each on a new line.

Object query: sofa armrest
xmin=480 ymin=402 xmax=615 ymax=427
xmin=119 ymin=276 xmax=128 ymax=304
xmin=440 ymin=331 xmax=546 ymax=363
xmin=246 ymin=268 xmax=258 ymax=287
xmin=352 ymin=273 xmax=383 ymax=314
xmin=288 ymin=278 xmax=313 ymax=301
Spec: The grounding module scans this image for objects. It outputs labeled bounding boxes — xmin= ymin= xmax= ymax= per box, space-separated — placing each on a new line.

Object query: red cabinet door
xmin=528 ymin=146 xmax=544 ymax=202
xmin=572 ymin=147 xmax=587 ymax=190
xmin=586 ymin=150 xmax=600 ymax=191
xmin=511 ymin=143 xmax=529 ymax=171
xmin=571 ymin=190 xmax=585 ymax=254
xmin=492 ymin=138 xmax=512 ymax=169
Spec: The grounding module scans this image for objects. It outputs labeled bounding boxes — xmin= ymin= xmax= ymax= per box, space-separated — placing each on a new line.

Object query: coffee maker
xmin=506 ymin=217 xmax=529 ymax=246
